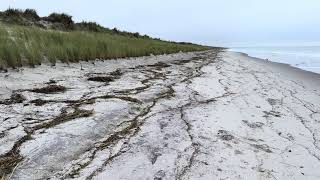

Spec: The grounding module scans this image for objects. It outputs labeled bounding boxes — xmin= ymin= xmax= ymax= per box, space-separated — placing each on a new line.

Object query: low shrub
xmin=75 ymin=21 xmax=104 ymax=32
xmin=4 ymin=8 xmax=23 ymax=17
xmin=44 ymin=13 xmax=74 ymax=30
xmin=23 ymin=9 xmax=40 ymax=20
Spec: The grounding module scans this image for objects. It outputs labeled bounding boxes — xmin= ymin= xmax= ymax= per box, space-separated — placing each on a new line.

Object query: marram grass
xmin=0 ymin=24 xmax=210 ymax=69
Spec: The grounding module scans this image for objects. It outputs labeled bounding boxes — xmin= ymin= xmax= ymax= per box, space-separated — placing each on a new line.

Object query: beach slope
xmin=0 ymin=50 xmax=320 ymax=180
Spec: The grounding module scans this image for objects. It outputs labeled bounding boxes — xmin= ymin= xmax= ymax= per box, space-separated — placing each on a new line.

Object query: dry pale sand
xmin=0 ymin=49 xmax=319 ymax=180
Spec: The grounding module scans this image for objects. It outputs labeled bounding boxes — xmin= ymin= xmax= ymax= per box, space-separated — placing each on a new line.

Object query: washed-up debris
xmin=87 ymin=76 xmax=114 ymax=82
xmin=31 ymin=109 xmax=94 ymax=131
xmin=217 ymin=130 xmax=234 ymax=141
xmin=0 ymin=93 xmax=26 ymax=105
xmin=267 ymin=98 xmax=281 ymax=106
xmin=29 ymin=85 xmax=66 ymax=94
xmin=242 ymin=120 xmax=264 ymax=128
xmin=251 ymin=144 xmax=272 ymax=153
xmin=87 ymin=69 xmax=123 ymax=83
xmin=29 ymin=99 xmax=49 ymax=106
xmin=263 ymin=110 xmax=281 ymax=117
xmin=147 ymin=62 xmax=171 ymax=70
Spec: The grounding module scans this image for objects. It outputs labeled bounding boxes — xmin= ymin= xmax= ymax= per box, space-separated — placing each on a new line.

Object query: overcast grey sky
xmin=1 ymin=0 xmax=319 ymax=47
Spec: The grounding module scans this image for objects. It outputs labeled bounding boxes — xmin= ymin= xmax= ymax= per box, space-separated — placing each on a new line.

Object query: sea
xmin=230 ymin=45 xmax=320 ymax=74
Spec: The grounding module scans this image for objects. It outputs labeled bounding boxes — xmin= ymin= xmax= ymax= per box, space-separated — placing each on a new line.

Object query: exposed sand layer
xmin=0 ymin=50 xmax=320 ymax=180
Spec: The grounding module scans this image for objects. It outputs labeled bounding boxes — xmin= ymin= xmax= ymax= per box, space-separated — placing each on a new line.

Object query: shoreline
xmin=233 ymin=50 xmax=320 ymax=75
xmin=230 ymin=50 xmax=320 ymax=87
xmin=229 ymin=49 xmax=320 ymax=75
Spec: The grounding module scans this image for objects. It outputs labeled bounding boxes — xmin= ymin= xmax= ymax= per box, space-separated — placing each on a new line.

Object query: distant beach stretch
xmin=1 ymin=49 xmax=319 ymax=179
xmin=232 ymin=45 xmax=320 ymax=74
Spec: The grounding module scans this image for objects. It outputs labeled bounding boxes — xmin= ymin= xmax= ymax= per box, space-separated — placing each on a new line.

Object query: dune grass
xmin=0 ymin=23 xmax=210 ymax=69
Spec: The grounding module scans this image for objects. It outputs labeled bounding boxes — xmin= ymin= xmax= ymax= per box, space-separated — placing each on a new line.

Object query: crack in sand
xmin=51 ymin=53 xmax=218 ymax=179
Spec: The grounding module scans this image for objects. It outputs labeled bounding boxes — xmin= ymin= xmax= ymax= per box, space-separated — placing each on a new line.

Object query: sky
xmin=0 ymin=0 xmax=319 ymax=47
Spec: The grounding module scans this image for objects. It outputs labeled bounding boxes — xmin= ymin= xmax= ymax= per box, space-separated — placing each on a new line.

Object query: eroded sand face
xmin=0 ymin=50 xmax=320 ymax=180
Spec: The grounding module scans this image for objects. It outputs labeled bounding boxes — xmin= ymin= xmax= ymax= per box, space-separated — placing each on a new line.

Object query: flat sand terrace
xmin=0 ymin=50 xmax=320 ymax=180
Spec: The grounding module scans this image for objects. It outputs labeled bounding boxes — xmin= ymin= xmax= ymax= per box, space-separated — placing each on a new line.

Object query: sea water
xmin=231 ymin=45 xmax=320 ymax=74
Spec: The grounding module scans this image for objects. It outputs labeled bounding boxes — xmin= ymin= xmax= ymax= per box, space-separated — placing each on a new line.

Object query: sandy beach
xmin=1 ymin=49 xmax=320 ymax=180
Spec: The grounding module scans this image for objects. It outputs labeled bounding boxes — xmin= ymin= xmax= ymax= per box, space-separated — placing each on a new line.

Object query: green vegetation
xmin=0 ymin=9 xmax=212 ymax=69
